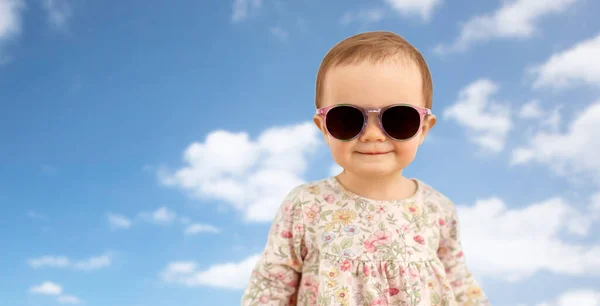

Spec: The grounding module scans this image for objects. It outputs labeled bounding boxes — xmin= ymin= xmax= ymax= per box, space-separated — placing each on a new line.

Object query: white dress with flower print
xmin=241 ymin=177 xmax=490 ymax=306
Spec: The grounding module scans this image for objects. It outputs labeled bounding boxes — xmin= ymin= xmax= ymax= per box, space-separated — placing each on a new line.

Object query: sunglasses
xmin=316 ymin=103 xmax=432 ymax=141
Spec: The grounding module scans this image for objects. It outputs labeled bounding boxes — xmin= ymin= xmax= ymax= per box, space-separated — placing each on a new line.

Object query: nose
xmin=358 ymin=112 xmax=386 ymax=142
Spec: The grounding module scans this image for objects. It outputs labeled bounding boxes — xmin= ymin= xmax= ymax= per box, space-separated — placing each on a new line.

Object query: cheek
xmin=392 ymin=138 xmax=420 ymax=155
xmin=328 ymin=140 xmax=354 ymax=158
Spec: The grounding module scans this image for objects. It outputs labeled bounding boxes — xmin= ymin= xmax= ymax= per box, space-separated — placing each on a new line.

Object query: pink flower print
xmin=321 ymin=232 xmax=335 ymax=243
xmin=281 ymin=230 xmax=293 ymax=239
xmin=385 ymin=288 xmax=400 ymax=296
xmin=409 ymin=268 xmax=419 ymax=279
xmin=363 ymin=264 xmax=370 ymax=277
xmin=400 ymin=224 xmax=409 ymax=232
xmin=295 ymin=224 xmax=304 ymax=233
xmin=371 ymin=297 xmax=389 ymax=306
xmin=304 ymin=204 xmax=320 ymax=224
xmin=413 ymin=235 xmax=425 ymax=245
xmin=340 ymin=259 xmax=352 ymax=272
xmin=275 ymin=272 xmax=286 ymax=280
xmin=371 ymin=231 xmax=392 ymax=246
xmin=456 ymin=251 xmax=464 ymax=258
xmin=439 ymin=218 xmax=445 ymax=226
xmin=364 ymin=239 xmax=377 ymax=253
xmin=259 ymin=295 xmax=269 ymax=304
xmin=283 ymin=202 xmax=293 ymax=214
xmin=376 ymin=205 xmax=386 ymax=214
xmin=323 ymin=194 xmax=335 ymax=203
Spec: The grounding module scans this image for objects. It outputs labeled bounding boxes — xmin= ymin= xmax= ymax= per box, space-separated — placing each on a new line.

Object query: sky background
xmin=1 ymin=0 xmax=600 ymax=305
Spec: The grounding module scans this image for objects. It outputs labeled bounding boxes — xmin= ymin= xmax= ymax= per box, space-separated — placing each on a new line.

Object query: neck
xmin=335 ymin=169 xmax=416 ymax=201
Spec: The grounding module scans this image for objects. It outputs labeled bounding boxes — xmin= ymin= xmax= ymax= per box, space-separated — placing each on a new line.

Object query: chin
xmin=346 ymin=163 xmax=402 ymax=178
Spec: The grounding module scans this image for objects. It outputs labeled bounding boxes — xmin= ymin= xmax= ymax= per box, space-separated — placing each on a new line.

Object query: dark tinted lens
xmin=326 ymin=106 xmax=364 ymax=140
xmin=381 ymin=106 xmax=421 ymax=140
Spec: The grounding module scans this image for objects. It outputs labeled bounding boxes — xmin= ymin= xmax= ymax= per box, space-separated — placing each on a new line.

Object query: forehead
xmin=321 ymin=59 xmax=424 ymax=109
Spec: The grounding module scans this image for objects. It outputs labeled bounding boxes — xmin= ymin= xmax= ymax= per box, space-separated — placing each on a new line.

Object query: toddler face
xmin=314 ymin=59 xmax=436 ymax=178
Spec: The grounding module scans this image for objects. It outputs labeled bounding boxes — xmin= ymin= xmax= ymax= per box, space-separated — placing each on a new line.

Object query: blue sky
xmin=1 ymin=0 xmax=600 ymax=305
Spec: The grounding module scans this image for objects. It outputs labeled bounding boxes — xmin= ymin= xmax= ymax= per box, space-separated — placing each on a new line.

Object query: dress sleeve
xmin=241 ymin=186 xmax=307 ymax=306
xmin=437 ymin=199 xmax=491 ymax=305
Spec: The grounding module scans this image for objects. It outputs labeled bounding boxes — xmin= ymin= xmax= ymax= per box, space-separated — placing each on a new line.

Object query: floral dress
xmin=241 ymin=177 xmax=490 ymax=306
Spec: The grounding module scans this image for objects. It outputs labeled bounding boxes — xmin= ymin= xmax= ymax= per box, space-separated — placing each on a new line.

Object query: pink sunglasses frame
xmin=315 ymin=103 xmax=432 ymax=142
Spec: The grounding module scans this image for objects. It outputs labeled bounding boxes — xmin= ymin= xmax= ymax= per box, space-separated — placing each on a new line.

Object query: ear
xmin=418 ymin=114 xmax=436 ymax=146
xmin=314 ymin=114 xmax=329 ymax=143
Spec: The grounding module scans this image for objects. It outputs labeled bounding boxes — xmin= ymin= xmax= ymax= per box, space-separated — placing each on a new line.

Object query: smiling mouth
xmin=357 ymin=151 xmax=392 ymax=155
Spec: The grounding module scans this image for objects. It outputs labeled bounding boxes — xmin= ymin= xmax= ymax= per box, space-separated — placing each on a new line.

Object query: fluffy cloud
xmin=159 ymin=122 xmax=322 ymax=222
xmin=41 ymin=0 xmax=73 ymax=29
xmin=529 ymin=33 xmax=600 ymax=89
xmin=30 ymin=281 xmax=62 ymax=295
xmin=384 ymin=0 xmax=442 ymax=21
xmin=231 ymin=0 xmax=263 ymax=22
xmin=535 ymin=289 xmax=600 ymax=306
xmin=139 ymin=206 xmax=177 ymax=225
xmin=510 ymin=100 xmax=600 ymax=182
xmin=339 ymin=8 xmax=385 ymax=26
xmin=27 ymin=254 xmax=111 ymax=271
xmin=161 ymin=255 xmax=260 ymax=289
xmin=106 ymin=213 xmax=131 ymax=230
xmin=184 ymin=223 xmax=220 ymax=235
xmin=458 ymin=195 xmax=600 ymax=282
xmin=29 ymin=281 xmax=81 ymax=304
xmin=519 ymin=100 xmax=544 ymax=119
xmin=434 ymin=0 xmax=579 ymax=53
xmin=0 ymin=0 xmax=24 ymax=42
xmin=444 ymin=79 xmax=512 ymax=153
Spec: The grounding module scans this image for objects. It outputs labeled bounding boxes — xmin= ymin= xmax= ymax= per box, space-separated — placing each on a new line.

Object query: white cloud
xmin=139 ymin=206 xmax=177 ymax=225
xmin=184 ymin=223 xmax=220 ymax=235
xmin=106 ymin=213 xmax=131 ymax=230
xmin=57 ymin=295 xmax=81 ymax=304
xmin=159 ymin=122 xmax=322 ymax=222
xmin=161 ymin=254 xmax=260 ymax=289
xmin=269 ymin=26 xmax=288 ymax=42
xmin=232 ymin=0 xmax=263 ymax=22
xmin=383 ymin=0 xmax=442 ymax=21
xmin=519 ymin=100 xmax=543 ymax=119
xmin=457 ymin=195 xmax=600 ymax=282
xmin=41 ymin=0 xmax=72 ymax=29
xmin=28 ymin=254 xmax=111 ymax=271
xmin=434 ymin=0 xmax=579 ymax=53
xmin=30 ymin=281 xmax=62 ymax=295
xmin=29 ymin=282 xmax=81 ymax=304
xmin=0 ymin=0 xmax=24 ymax=42
xmin=535 ymin=289 xmax=600 ymax=306
xmin=339 ymin=8 xmax=385 ymax=26
xmin=510 ymin=101 xmax=600 ymax=181
xmin=444 ymin=79 xmax=512 ymax=153
xmin=530 ymin=33 xmax=600 ymax=89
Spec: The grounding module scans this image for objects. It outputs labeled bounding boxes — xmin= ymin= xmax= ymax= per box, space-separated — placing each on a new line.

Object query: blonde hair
xmin=315 ymin=31 xmax=433 ymax=109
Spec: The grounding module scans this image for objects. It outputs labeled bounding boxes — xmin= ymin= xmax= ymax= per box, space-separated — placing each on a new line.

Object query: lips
xmin=358 ymin=151 xmax=391 ymax=155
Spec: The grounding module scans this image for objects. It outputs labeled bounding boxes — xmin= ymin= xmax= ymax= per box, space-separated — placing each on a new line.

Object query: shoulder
xmin=292 ymin=177 xmax=338 ymax=194
xmin=281 ymin=177 xmax=337 ymax=204
xmin=416 ymin=178 xmax=455 ymax=211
